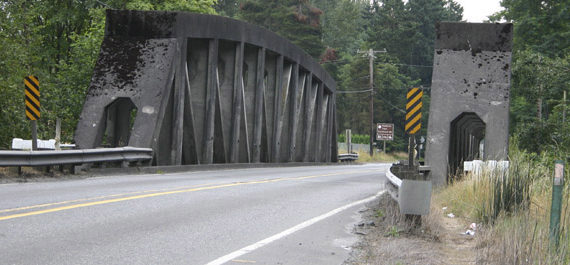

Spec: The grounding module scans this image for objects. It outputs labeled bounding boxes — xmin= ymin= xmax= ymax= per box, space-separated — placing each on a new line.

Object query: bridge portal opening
xmin=101 ymin=98 xmax=137 ymax=147
xmin=448 ymin=112 xmax=485 ymax=182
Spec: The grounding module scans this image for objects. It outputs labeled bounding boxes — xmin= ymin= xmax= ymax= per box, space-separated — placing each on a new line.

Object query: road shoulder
xmin=345 ymin=193 xmax=476 ymax=265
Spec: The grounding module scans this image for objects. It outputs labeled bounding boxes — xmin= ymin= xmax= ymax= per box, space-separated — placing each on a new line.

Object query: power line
xmin=377 ymin=94 xmax=406 ymax=114
xmin=357 ymin=48 xmax=387 ymax=156
xmin=392 ymin=63 xmax=433 ymax=68
xmin=94 ymin=0 xmax=113 ymax=8
xmin=337 ymin=89 xmax=372 ymax=94
xmin=321 ymin=59 xmax=433 ymax=69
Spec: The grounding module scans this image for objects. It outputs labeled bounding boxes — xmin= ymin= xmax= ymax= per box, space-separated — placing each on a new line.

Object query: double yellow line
xmin=0 ymin=170 xmax=374 ymax=222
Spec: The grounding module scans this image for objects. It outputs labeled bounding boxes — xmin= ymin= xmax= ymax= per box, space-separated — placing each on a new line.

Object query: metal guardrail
xmin=0 ymin=147 xmax=152 ymax=167
xmin=385 ymin=165 xmax=432 ymax=215
xmin=385 ymin=166 xmax=402 ymax=200
xmin=337 ymin=153 xmax=359 ymax=162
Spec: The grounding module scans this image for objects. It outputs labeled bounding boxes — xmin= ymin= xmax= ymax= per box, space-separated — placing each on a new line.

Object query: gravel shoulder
xmin=345 ymin=193 xmax=476 ymax=265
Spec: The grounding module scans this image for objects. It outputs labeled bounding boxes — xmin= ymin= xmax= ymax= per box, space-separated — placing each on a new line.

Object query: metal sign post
xmin=550 ymin=160 xmax=565 ymax=248
xmin=24 ymin=75 xmax=40 ymax=150
xmin=406 ymin=87 xmax=422 ymax=167
xmin=346 ymin=129 xmax=352 ymax=154
xmin=403 ymin=87 xmax=424 ymax=225
xmin=376 ymin=123 xmax=394 ymax=153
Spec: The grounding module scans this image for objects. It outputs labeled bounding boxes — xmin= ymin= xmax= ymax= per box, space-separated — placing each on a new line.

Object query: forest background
xmin=0 ymin=0 xmax=567 ymax=157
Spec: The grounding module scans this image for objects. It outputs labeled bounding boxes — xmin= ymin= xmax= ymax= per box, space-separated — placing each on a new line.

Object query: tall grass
xmin=338 ymin=147 xmax=407 ymax=163
xmin=475 ymin=151 xmax=535 ymax=224
xmin=434 ymin=145 xmax=570 ymax=264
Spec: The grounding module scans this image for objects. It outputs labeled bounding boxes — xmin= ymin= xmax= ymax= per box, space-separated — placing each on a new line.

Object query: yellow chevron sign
xmin=405 ymin=87 xmax=422 ymax=135
xmin=25 ymin=75 xmax=40 ymax=120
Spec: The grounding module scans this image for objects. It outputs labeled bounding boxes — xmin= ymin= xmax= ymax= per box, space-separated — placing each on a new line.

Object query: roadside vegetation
xmin=341 ymin=149 xmax=407 ymax=163
xmin=433 ymin=143 xmax=570 ymax=264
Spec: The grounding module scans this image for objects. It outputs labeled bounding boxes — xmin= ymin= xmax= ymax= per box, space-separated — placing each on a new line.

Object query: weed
xmin=386 ymin=226 xmax=400 ymax=237
xmin=337 ymin=148 xmax=407 ymax=163
xmin=376 ymin=209 xmax=384 ymax=218
xmin=435 ymin=144 xmax=570 ymax=264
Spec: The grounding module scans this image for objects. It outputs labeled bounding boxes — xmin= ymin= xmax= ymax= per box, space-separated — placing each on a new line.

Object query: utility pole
xmin=358 ymin=48 xmax=386 ymax=157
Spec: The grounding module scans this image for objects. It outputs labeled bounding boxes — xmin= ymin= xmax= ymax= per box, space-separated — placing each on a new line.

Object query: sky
xmin=454 ymin=0 xmax=504 ymax=22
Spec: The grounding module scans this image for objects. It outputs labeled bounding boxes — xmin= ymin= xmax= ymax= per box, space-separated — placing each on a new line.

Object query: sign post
xmin=406 ymin=87 xmax=422 ymax=167
xmin=550 ymin=161 xmax=565 ymax=248
xmin=25 ymin=75 xmax=40 ymax=150
xmin=403 ymin=87 xmax=424 ymax=225
xmin=346 ymin=129 xmax=352 ymax=154
xmin=376 ymin=123 xmax=394 ymax=153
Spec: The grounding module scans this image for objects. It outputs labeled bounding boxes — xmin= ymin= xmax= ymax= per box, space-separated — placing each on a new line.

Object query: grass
xmin=376 ymin=209 xmax=385 ymax=218
xmin=386 ymin=226 xmax=400 ymax=237
xmin=433 ymin=146 xmax=570 ymax=264
xmin=338 ymin=148 xmax=407 ymax=163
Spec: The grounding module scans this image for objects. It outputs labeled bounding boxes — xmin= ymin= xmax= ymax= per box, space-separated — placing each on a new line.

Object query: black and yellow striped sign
xmin=24 ymin=75 xmax=40 ymax=120
xmin=405 ymin=87 xmax=422 ymax=135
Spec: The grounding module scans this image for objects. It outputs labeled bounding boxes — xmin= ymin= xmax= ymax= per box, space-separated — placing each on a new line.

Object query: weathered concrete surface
xmin=75 ymin=10 xmax=337 ymax=165
xmin=425 ymin=22 xmax=512 ymax=185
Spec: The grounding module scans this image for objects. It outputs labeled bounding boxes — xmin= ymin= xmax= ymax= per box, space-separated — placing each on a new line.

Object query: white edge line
xmin=205 ymin=190 xmax=386 ymax=265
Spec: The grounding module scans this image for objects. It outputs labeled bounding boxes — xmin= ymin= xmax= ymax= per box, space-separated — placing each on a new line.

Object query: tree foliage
xmin=237 ymin=0 xmax=325 ymax=58
xmin=0 ymin=0 xmax=216 ymax=149
xmin=1 ymin=0 xmax=566 ymax=156
xmin=491 ymin=0 xmax=570 ymax=154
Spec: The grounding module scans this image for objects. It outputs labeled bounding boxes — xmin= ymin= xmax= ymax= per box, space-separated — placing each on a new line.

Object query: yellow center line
xmin=0 ymin=181 xmax=226 ymax=214
xmin=0 ymin=170 xmax=375 ymax=221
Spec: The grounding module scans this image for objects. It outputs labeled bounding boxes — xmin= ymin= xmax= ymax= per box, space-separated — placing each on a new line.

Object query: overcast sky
xmin=454 ymin=0 xmax=504 ymax=22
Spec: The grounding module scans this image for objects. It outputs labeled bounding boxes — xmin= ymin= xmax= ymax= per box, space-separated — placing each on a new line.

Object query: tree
xmin=335 ymin=50 xmax=417 ymax=151
xmin=238 ymin=0 xmax=325 ymax=58
xmin=319 ymin=0 xmax=367 ymax=55
xmin=509 ymin=50 xmax=569 ymax=153
xmin=215 ymin=0 xmax=242 ymax=17
xmin=0 ymin=0 xmax=217 ymax=148
xmin=491 ymin=0 xmax=570 ymax=58
xmin=491 ymin=0 xmax=570 ymax=154
xmin=404 ymin=0 xmax=463 ymax=85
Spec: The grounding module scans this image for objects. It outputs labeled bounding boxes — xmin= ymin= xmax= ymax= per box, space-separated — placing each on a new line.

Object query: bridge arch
xmin=448 ymin=112 xmax=485 ymax=180
xmin=75 ymin=10 xmax=337 ymax=165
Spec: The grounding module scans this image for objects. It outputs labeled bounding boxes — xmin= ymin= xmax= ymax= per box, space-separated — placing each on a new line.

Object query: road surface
xmin=0 ymin=163 xmax=389 ymax=264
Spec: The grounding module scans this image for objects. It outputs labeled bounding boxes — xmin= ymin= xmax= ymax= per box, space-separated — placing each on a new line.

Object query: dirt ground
xmin=0 ymin=167 xmax=85 ymax=183
xmin=345 ymin=193 xmax=477 ymax=265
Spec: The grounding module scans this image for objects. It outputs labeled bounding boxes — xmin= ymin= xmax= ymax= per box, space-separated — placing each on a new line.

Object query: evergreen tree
xmin=238 ymin=0 xmax=326 ymax=58
xmin=405 ymin=0 xmax=463 ymax=85
xmin=491 ymin=0 xmax=569 ymax=57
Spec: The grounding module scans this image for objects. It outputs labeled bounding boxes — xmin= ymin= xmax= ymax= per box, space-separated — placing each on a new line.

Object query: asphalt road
xmin=0 ymin=163 xmax=389 ymax=265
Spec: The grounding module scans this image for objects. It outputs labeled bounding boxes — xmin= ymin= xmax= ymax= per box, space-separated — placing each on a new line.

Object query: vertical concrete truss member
xmin=425 ymin=22 xmax=513 ymax=186
xmin=74 ymin=10 xmax=338 ymax=165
